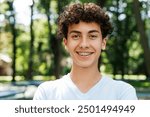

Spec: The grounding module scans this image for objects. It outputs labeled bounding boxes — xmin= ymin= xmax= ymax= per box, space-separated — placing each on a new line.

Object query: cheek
xmin=66 ymin=42 xmax=77 ymax=53
xmin=92 ymin=41 xmax=102 ymax=50
xmin=68 ymin=39 xmax=79 ymax=48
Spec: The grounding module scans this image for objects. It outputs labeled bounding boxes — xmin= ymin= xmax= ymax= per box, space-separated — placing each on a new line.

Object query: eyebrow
xmin=69 ymin=30 xmax=100 ymax=34
xmin=88 ymin=30 xmax=100 ymax=33
xmin=69 ymin=30 xmax=81 ymax=34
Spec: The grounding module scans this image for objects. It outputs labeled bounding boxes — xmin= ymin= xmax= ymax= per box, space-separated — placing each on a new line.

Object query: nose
xmin=79 ymin=36 xmax=89 ymax=48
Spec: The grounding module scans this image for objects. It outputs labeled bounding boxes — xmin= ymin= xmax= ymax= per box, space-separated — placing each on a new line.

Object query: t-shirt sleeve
xmin=33 ymin=83 xmax=47 ymax=100
xmin=118 ymin=82 xmax=138 ymax=100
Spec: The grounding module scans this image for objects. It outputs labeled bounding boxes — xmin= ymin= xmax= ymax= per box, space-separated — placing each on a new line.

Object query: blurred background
xmin=0 ymin=0 xmax=150 ymax=100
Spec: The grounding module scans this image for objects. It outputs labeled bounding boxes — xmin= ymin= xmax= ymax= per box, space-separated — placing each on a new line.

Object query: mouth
xmin=76 ymin=52 xmax=94 ymax=56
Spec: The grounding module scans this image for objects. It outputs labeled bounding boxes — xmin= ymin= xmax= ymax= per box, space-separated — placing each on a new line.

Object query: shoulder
xmin=33 ymin=74 xmax=68 ymax=100
xmin=103 ymin=75 xmax=134 ymax=89
xmin=102 ymin=75 xmax=137 ymax=100
xmin=39 ymin=74 xmax=68 ymax=89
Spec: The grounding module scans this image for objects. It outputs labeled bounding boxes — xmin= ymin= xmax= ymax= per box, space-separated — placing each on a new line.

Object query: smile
xmin=76 ymin=52 xmax=94 ymax=56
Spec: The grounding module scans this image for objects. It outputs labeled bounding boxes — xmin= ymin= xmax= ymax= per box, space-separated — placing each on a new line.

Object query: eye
xmin=71 ymin=34 xmax=80 ymax=40
xmin=89 ymin=34 xmax=98 ymax=40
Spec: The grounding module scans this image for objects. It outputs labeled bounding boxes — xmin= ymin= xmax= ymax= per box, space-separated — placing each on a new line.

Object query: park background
xmin=0 ymin=0 xmax=150 ymax=99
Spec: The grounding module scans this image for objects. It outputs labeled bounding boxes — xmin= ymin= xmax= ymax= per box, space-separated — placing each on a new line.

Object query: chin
xmin=75 ymin=62 xmax=96 ymax=68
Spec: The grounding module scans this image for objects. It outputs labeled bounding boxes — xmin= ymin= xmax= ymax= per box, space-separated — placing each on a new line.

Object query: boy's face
xmin=64 ymin=21 xmax=106 ymax=69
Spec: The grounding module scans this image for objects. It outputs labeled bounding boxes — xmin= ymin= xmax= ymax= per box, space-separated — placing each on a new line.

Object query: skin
xmin=64 ymin=21 xmax=107 ymax=93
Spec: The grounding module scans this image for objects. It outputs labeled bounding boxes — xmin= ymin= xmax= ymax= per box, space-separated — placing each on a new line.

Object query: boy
xmin=33 ymin=3 xmax=137 ymax=100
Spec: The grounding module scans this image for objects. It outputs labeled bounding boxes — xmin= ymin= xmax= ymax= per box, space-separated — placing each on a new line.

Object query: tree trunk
xmin=46 ymin=7 xmax=61 ymax=79
xmin=7 ymin=1 xmax=17 ymax=82
xmin=50 ymin=35 xmax=62 ymax=79
xmin=11 ymin=16 xmax=17 ymax=82
xmin=27 ymin=0 xmax=35 ymax=80
xmin=133 ymin=0 xmax=150 ymax=79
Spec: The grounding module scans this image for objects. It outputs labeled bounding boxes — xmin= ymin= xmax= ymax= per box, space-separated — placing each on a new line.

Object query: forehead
xmin=68 ymin=21 xmax=101 ymax=34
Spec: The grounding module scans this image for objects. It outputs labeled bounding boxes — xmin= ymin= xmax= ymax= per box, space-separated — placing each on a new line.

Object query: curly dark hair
xmin=57 ymin=2 xmax=113 ymax=39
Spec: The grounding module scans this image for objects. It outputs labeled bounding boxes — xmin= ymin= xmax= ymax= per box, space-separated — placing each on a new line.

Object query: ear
xmin=63 ymin=38 xmax=67 ymax=46
xmin=63 ymin=38 xmax=68 ymax=51
xmin=101 ymin=38 xmax=107 ymax=50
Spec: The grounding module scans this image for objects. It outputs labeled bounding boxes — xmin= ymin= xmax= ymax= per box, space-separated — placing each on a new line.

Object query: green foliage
xmin=0 ymin=1 xmax=9 ymax=13
xmin=80 ymin=0 xmax=96 ymax=3
xmin=16 ymin=30 xmax=30 ymax=75
xmin=104 ymin=0 xmax=146 ymax=78
xmin=127 ymin=80 xmax=150 ymax=88
xmin=0 ymin=0 xmax=149 ymax=80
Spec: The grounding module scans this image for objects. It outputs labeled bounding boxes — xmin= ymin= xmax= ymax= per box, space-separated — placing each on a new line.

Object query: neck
xmin=70 ymin=65 xmax=101 ymax=93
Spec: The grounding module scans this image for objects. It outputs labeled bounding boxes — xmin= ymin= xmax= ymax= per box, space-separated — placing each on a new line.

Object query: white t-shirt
xmin=33 ymin=73 xmax=137 ymax=100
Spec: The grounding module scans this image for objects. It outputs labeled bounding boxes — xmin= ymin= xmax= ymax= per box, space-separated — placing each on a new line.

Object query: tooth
xmin=78 ymin=52 xmax=91 ymax=56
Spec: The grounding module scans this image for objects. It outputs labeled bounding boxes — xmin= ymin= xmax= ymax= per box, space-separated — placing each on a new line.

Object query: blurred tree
xmin=0 ymin=0 xmax=149 ymax=81
xmin=133 ymin=0 xmax=150 ymax=79
xmin=105 ymin=0 xmax=128 ymax=79
xmin=103 ymin=0 xmax=144 ymax=79
xmin=96 ymin=0 xmax=106 ymax=7
xmin=6 ymin=0 xmax=17 ymax=81
xmin=37 ymin=0 xmax=64 ymax=79
xmin=27 ymin=0 xmax=35 ymax=80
